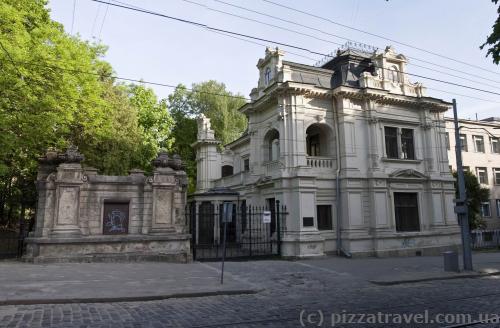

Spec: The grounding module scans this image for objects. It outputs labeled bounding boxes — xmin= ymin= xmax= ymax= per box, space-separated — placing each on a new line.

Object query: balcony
xmin=306 ymin=156 xmax=335 ymax=169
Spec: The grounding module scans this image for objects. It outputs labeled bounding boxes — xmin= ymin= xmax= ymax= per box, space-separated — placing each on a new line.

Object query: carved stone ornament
xmin=152 ymin=151 xmax=184 ymax=170
xmin=38 ymin=147 xmax=61 ymax=165
xmin=58 ymin=145 xmax=85 ymax=163
xmin=38 ymin=145 xmax=84 ymax=165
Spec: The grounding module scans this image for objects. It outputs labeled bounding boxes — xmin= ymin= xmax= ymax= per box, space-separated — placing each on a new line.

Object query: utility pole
xmin=452 ymin=99 xmax=473 ymax=271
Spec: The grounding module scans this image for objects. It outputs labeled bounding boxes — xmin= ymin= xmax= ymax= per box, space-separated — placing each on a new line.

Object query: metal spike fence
xmin=188 ymin=201 xmax=287 ymax=261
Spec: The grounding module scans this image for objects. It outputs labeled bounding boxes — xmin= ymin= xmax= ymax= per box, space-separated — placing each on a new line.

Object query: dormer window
xmin=388 ymin=66 xmax=399 ymax=83
xmin=264 ymin=67 xmax=272 ymax=86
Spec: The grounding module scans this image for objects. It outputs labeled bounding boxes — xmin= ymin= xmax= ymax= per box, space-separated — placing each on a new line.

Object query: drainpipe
xmin=333 ymin=95 xmax=351 ymax=258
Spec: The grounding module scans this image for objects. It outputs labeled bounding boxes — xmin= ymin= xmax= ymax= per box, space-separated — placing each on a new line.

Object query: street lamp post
xmin=452 ymin=99 xmax=473 ymax=271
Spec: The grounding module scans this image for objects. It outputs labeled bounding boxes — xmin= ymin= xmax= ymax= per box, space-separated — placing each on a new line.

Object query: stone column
xmin=150 ymin=152 xmax=187 ymax=235
xmin=50 ymin=146 xmax=85 ymax=237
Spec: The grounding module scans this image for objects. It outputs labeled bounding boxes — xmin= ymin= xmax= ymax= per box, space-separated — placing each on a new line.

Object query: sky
xmin=47 ymin=0 xmax=500 ymax=119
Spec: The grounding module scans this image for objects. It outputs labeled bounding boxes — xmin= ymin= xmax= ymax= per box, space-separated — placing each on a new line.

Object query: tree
xmin=0 ymin=0 xmax=174 ymax=225
xmin=481 ymin=0 xmax=500 ymax=64
xmin=453 ymin=170 xmax=490 ymax=230
xmin=168 ymin=82 xmax=247 ymax=192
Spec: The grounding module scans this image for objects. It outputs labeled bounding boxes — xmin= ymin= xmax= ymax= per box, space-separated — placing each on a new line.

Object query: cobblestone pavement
xmin=1 ymin=259 xmax=500 ymax=327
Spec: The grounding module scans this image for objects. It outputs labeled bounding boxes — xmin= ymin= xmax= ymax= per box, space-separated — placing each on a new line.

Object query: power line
xmin=427 ymin=87 xmax=500 ymax=104
xmin=262 ymin=0 xmax=500 ymax=77
xmin=90 ymin=2 xmax=101 ymax=37
xmin=184 ymin=0 xmax=344 ymax=47
xmin=87 ymin=0 xmax=500 ymax=97
xmin=3 ymin=58 xmax=251 ymax=101
xmin=71 ymin=0 xmax=77 ymax=34
xmin=208 ymin=0 xmax=500 ymax=88
xmin=98 ymin=1 xmax=110 ymax=39
xmin=8 ymin=54 xmax=500 ymax=107
xmin=210 ymin=30 xmax=319 ymax=62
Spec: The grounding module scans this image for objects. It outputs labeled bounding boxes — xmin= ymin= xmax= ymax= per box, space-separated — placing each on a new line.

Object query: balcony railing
xmin=306 ymin=156 xmax=335 ymax=169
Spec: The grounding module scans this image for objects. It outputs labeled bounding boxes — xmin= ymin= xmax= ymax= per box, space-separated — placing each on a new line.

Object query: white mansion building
xmin=191 ymin=45 xmax=461 ymax=257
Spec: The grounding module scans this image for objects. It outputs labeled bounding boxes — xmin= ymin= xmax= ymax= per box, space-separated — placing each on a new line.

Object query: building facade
xmin=192 ymin=45 xmax=461 ymax=257
xmin=445 ymin=117 xmax=500 ymax=229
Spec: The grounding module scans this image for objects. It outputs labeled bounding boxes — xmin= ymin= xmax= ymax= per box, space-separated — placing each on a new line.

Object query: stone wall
xmin=25 ymin=147 xmax=191 ymax=263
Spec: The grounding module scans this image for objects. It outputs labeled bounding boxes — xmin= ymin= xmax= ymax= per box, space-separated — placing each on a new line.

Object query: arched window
xmin=263 ymin=129 xmax=280 ymax=162
xmin=306 ymin=123 xmax=334 ymax=157
xmin=221 ymin=165 xmax=233 ymax=177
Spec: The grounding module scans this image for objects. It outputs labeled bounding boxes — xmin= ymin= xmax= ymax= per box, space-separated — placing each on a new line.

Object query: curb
xmin=369 ymin=271 xmax=500 ymax=286
xmin=0 ymin=289 xmax=261 ymax=306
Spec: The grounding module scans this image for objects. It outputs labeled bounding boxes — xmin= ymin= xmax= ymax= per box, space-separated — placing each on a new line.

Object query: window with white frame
xmin=476 ymin=167 xmax=488 ymax=184
xmin=473 ymin=135 xmax=485 ymax=153
xmin=384 ymin=127 xmax=415 ymax=160
xmin=459 ymin=134 xmax=468 ymax=152
xmin=496 ymin=199 xmax=500 ymax=217
xmin=491 ymin=137 xmax=500 ymax=154
xmin=493 ymin=168 xmax=500 ymax=185
xmin=480 ymin=201 xmax=491 ymax=217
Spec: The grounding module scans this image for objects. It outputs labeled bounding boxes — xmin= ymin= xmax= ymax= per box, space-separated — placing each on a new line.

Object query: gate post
xmin=249 ymin=206 xmax=252 ymax=257
xmin=191 ymin=204 xmax=196 ymax=261
xmin=276 ymin=200 xmax=281 ymax=257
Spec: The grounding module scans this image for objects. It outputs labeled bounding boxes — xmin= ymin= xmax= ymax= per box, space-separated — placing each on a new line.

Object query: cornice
xmin=333 ymin=86 xmax=451 ymax=112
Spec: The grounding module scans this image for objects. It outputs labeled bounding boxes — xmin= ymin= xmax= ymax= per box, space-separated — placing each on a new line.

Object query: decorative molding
xmin=389 ymin=168 xmax=428 ymax=180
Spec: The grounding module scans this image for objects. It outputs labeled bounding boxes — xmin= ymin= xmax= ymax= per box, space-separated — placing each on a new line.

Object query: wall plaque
xmin=303 ymin=217 xmax=314 ymax=227
xmin=103 ymin=203 xmax=129 ymax=235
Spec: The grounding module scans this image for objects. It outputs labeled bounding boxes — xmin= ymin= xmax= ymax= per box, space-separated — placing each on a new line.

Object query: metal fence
xmin=471 ymin=229 xmax=500 ymax=249
xmin=188 ymin=202 xmax=287 ymax=261
xmin=0 ymin=228 xmax=25 ymax=259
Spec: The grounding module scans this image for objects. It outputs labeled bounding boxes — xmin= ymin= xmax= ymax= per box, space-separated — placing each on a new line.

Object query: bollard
xmin=443 ymin=251 xmax=460 ymax=272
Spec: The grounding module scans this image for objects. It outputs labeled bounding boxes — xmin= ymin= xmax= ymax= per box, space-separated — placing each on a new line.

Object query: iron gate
xmin=0 ymin=227 xmax=25 ymax=259
xmin=189 ymin=201 xmax=286 ymax=261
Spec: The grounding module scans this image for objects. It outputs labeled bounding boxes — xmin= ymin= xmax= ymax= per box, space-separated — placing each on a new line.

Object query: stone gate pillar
xmin=150 ymin=152 xmax=187 ymax=234
xmin=50 ymin=146 xmax=85 ymax=237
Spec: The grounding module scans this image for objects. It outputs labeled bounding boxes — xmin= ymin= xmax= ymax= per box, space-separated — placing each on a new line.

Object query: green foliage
xmin=453 ymin=170 xmax=490 ymax=230
xmin=0 ymin=0 xmax=174 ymax=224
xmin=481 ymin=0 xmax=500 ymax=64
xmin=168 ymin=82 xmax=247 ymax=193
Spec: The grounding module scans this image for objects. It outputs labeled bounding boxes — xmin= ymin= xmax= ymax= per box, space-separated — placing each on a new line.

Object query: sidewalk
xmin=0 ymin=251 xmax=499 ymax=305
xmin=0 ymin=261 xmax=259 ymax=305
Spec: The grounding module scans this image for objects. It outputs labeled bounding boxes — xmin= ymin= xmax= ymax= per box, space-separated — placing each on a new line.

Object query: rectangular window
xmin=243 ymin=158 xmax=250 ymax=172
xmin=473 ymin=135 xmax=485 ymax=153
xmin=401 ymin=129 xmax=415 ymax=159
xmin=491 ymin=137 xmax=500 ymax=154
xmin=445 ymin=132 xmax=450 ymax=150
xmin=394 ymin=193 xmax=420 ymax=232
xmin=459 ymin=134 xmax=468 ymax=152
xmin=317 ymin=205 xmax=332 ymax=230
xmin=496 ymin=199 xmax=500 ymax=217
xmin=449 ymin=165 xmax=453 ymax=172
xmin=384 ymin=127 xmax=415 ymax=160
xmin=477 ymin=167 xmax=488 ymax=184
xmin=480 ymin=201 xmax=491 ymax=217
xmin=494 ymin=168 xmax=500 ymax=185
xmin=384 ymin=127 xmax=399 ymax=159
